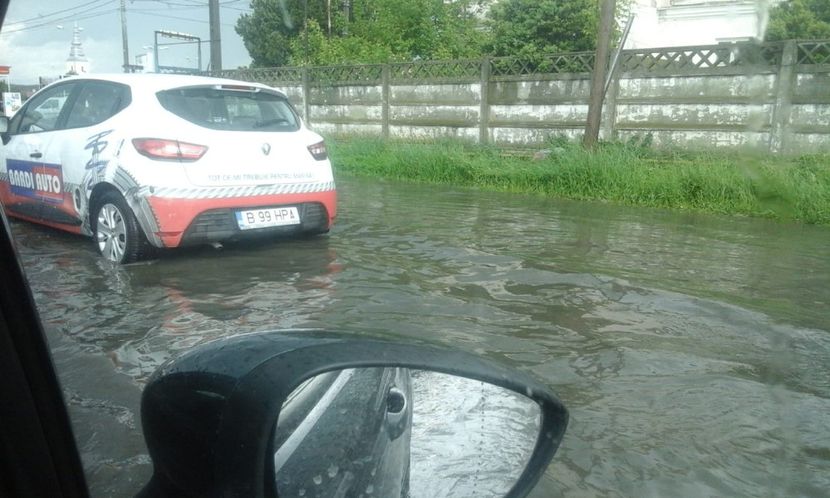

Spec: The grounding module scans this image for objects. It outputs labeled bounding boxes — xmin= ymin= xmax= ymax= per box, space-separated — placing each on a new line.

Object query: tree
xmin=292 ymin=0 xmax=486 ymax=65
xmin=237 ymin=0 xmax=486 ymax=67
xmin=286 ymin=19 xmax=396 ymax=65
xmin=235 ymin=0 xmax=330 ymax=67
xmin=486 ymin=0 xmax=599 ymax=59
xmin=766 ymin=0 xmax=830 ymax=41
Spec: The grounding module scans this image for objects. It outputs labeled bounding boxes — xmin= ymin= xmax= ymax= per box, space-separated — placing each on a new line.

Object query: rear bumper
xmin=145 ymin=189 xmax=336 ymax=248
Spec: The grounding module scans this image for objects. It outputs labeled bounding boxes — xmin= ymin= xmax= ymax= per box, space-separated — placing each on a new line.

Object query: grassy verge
xmin=327 ymin=137 xmax=830 ymax=225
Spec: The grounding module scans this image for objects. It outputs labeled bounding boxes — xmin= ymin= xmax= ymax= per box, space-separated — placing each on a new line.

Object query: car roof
xmin=49 ymin=73 xmax=286 ymax=98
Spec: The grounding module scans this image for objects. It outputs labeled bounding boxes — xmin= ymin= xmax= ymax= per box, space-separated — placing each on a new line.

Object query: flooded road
xmin=11 ymin=175 xmax=830 ymax=497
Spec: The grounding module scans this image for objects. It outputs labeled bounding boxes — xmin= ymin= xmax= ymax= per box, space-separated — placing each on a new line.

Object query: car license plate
xmin=235 ymin=207 xmax=301 ymax=230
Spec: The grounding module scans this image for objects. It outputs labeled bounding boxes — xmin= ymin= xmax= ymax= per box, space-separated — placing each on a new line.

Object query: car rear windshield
xmin=156 ymin=86 xmax=300 ymax=132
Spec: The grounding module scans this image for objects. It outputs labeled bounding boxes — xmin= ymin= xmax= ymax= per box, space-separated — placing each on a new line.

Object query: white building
xmin=65 ymin=24 xmax=89 ymax=75
xmin=134 ymin=52 xmax=156 ymax=73
xmin=626 ymin=0 xmax=780 ymax=49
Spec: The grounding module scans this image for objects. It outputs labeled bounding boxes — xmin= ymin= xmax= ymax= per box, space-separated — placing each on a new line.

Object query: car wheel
xmin=93 ymin=192 xmax=151 ymax=264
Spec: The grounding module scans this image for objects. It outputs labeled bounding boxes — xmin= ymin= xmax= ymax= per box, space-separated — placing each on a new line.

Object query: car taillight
xmin=307 ymin=141 xmax=328 ymax=161
xmin=132 ymin=138 xmax=208 ymax=161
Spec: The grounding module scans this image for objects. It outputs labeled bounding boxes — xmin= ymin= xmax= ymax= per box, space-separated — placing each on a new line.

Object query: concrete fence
xmin=215 ymin=40 xmax=830 ymax=154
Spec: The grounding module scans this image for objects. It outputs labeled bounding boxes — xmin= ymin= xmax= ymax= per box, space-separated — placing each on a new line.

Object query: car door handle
xmin=30 ymin=152 xmax=43 ymax=158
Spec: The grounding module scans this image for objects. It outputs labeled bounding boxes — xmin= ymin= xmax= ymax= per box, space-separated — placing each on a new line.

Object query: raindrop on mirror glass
xmin=298 ymin=489 xmax=306 ymax=497
xmin=327 ymin=464 xmax=339 ymax=478
xmin=313 ymin=475 xmax=322 ymax=485
xmin=365 ymin=484 xmax=374 ymax=494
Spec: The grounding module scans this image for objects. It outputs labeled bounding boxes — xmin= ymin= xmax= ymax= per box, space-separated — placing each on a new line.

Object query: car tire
xmin=92 ymin=191 xmax=152 ymax=264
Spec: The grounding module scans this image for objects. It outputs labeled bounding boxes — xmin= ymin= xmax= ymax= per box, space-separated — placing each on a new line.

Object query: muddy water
xmin=11 ymin=176 xmax=830 ymax=497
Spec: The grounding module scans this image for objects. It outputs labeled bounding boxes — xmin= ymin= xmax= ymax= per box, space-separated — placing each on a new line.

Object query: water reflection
xmin=113 ymin=239 xmax=342 ymax=382
xmin=11 ymin=225 xmax=343 ymax=382
xmin=409 ymin=371 xmax=539 ymax=498
xmin=273 ymin=368 xmax=540 ymax=498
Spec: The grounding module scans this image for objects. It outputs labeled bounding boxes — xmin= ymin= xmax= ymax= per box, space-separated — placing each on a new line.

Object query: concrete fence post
xmin=770 ymin=40 xmax=797 ymax=154
xmin=480 ymin=57 xmax=491 ymax=145
xmin=382 ymin=65 xmax=391 ymax=139
xmin=302 ymin=67 xmax=311 ymax=125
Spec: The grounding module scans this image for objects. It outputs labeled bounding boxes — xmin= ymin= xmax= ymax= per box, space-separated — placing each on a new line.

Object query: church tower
xmin=66 ymin=23 xmax=89 ymax=76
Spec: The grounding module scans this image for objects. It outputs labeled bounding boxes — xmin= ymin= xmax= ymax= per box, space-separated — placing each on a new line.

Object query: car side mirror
xmin=137 ymin=330 xmax=568 ymax=498
xmin=0 ymin=116 xmax=8 ymax=144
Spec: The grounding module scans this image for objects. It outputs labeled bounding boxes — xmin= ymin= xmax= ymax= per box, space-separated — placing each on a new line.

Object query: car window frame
xmin=63 ymin=80 xmax=132 ymax=131
xmin=8 ymin=81 xmax=81 ymax=136
xmin=155 ymin=85 xmax=301 ymax=132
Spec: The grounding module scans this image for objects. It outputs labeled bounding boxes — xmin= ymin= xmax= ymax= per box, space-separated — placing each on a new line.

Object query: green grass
xmin=327 ymin=136 xmax=830 ymax=225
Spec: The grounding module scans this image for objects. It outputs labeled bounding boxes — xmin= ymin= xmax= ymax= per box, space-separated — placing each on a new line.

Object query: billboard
xmin=2 ymin=92 xmax=22 ymax=117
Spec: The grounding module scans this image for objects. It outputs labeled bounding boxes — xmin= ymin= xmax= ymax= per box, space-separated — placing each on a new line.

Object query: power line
xmin=130 ymin=6 xmax=212 ymax=12
xmin=131 ymin=10 xmax=208 ymax=24
xmin=129 ymin=1 xmax=249 ymax=14
xmin=132 ymin=0 xmax=207 ymax=6
xmin=5 ymin=0 xmax=112 ymax=26
xmin=1 ymin=5 xmax=120 ymax=35
xmin=221 ymin=5 xmax=251 ymax=13
xmin=132 ymin=0 xmax=249 ymax=14
xmin=130 ymin=9 xmax=236 ymax=28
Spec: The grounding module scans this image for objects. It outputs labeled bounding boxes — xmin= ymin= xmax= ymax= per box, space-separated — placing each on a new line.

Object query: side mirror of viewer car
xmin=137 ymin=330 xmax=569 ymax=498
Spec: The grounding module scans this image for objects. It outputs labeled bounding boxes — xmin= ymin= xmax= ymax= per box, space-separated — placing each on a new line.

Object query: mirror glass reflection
xmin=273 ymin=368 xmax=541 ymax=498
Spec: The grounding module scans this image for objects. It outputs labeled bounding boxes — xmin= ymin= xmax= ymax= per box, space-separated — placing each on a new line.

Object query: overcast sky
xmin=0 ymin=0 xmax=254 ymax=85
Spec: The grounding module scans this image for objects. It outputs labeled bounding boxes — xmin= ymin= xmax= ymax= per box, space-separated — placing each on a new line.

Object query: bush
xmin=328 ymin=137 xmax=830 ymax=225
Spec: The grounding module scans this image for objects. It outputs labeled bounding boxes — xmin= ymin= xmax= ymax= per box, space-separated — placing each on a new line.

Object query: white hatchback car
xmin=0 ymin=74 xmax=337 ymax=264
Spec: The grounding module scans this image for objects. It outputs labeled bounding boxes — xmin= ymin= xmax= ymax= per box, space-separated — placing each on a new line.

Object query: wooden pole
xmin=120 ymin=0 xmax=130 ymax=72
xmin=583 ymin=0 xmax=616 ymax=148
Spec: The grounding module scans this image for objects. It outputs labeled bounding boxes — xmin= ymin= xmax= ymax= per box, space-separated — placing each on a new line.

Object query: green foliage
xmin=328 ymin=137 xmax=830 ymax=225
xmin=287 ymin=20 xmax=394 ymax=66
xmin=337 ymin=0 xmax=485 ymax=62
xmin=766 ymin=0 xmax=830 ymax=41
xmin=486 ymin=0 xmax=599 ymax=59
xmin=237 ymin=0 xmax=486 ymax=67
xmin=235 ymin=0 xmax=307 ymax=67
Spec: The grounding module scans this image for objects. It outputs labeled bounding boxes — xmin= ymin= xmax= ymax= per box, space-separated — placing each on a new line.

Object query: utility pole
xmin=303 ymin=0 xmax=309 ymax=64
xmin=583 ymin=0 xmax=616 ymax=148
xmin=120 ymin=0 xmax=129 ymax=72
xmin=209 ymin=0 xmax=222 ymax=72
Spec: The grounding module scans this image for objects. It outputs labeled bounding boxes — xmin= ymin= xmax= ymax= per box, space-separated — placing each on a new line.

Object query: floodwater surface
xmin=11 ymin=175 xmax=830 ymax=497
